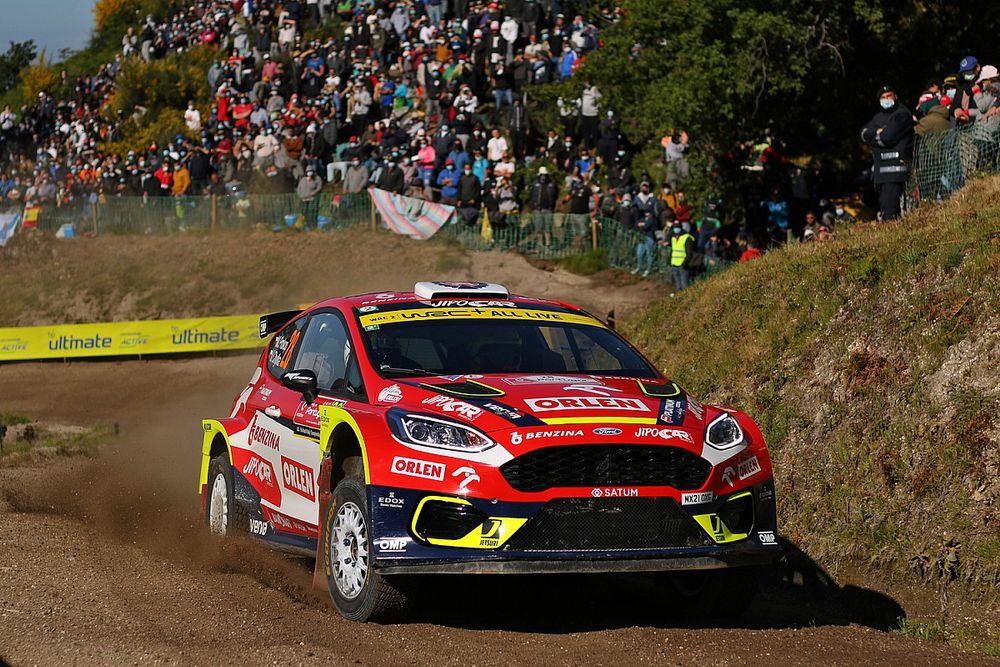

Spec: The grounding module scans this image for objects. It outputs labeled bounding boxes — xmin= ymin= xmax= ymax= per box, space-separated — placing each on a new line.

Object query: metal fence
xmin=910 ymin=116 xmax=1000 ymax=205
xmin=27 ymin=192 xmax=729 ymax=284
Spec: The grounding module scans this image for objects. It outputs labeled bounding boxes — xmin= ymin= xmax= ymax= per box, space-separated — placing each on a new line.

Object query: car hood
xmin=385 ymin=373 xmax=709 ymax=434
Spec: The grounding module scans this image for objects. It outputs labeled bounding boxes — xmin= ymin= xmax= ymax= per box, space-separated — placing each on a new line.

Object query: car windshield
xmin=361 ymin=319 xmax=658 ymax=378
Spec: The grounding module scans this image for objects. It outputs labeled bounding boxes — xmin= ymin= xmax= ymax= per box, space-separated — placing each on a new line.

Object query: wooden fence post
xmin=210 ymin=194 xmax=218 ymax=232
xmin=370 ymin=197 xmax=377 ymax=231
xmin=92 ymin=201 xmax=99 ymax=236
xmin=591 ymin=218 xmax=599 ymax=253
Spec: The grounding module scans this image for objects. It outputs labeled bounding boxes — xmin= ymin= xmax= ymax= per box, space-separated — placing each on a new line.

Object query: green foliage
xmin=0 ymin=40 xmax=37 ymax=94
xmin=894 ymin=617 xmax=947 ymax=642
xmin=560 ymin=249 xmax=608 ymax=275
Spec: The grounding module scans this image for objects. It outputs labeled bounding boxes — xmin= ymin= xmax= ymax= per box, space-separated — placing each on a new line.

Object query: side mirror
xmin=281 ymin=369 xmax=318 ymax=403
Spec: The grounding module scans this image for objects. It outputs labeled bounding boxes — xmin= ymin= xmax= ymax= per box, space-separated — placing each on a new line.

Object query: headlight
xmin=393 ymin=413 xmax=495 ymax=453
xmin=705 ymin=412 xmax=744 ymax=450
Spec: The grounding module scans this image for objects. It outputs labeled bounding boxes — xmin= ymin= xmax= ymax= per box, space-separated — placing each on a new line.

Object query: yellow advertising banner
xmin=0 ymin=315 xmax=265 ymax=362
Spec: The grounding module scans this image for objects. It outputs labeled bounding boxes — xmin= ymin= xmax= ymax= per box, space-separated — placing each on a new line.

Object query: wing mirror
xmin=281 ymin=369 xmax=318 ymax=403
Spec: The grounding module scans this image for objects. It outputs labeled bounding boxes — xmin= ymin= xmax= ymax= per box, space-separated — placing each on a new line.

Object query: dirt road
xmin=0 ymin=358 xmax=995 ymax=666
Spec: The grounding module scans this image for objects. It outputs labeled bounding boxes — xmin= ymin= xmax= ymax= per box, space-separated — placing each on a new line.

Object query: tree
xmin=0 ymin=40 xmax=38 ymax=94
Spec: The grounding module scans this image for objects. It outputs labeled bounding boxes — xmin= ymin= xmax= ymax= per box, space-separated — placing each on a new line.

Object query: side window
xmin=294 ymin=311 xmax=360 ymax=395
xmin=267 ymin=317 xmax=306 ymax=378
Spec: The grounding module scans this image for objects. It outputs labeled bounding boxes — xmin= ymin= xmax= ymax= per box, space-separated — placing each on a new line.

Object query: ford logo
xmin=592 ymin=427 xmax=622 ymax=436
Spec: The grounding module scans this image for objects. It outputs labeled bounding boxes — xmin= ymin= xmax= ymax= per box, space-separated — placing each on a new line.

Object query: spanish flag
xmin=481 ymin=205 xmax=493 ymax=244
xmin=22 ymin=206 xmax=40 ymax=230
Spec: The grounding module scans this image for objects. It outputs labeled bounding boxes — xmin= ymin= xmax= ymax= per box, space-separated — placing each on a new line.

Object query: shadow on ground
xmin=398 ymin=538 xmax=905 ymax=633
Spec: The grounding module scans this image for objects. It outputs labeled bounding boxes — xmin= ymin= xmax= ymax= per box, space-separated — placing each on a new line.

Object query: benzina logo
xmin=47 ymin=333 xmax=112 ymax=351
xmin=171 ymin=327 xmax=240 ymax=345
xmin=281 ymin=456 xmax=316 ymax=501
xmin=247 ymin=414 xmax=280 ymax=450
xmin=526 ymin=397 xmax=650 ymax=412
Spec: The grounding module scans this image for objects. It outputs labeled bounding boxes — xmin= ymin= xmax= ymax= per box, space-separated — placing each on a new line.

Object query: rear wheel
xmin=321 ymin=477 xmax=409 ymax=621
xmin=206 ymin=455 xmax=248 ymax=536
xmin=656 ymin=566 xmax=759 ymax=618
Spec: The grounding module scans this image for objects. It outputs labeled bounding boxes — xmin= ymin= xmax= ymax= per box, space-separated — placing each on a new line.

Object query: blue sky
xmin=0 ymin=0 xmax=94 ymax=58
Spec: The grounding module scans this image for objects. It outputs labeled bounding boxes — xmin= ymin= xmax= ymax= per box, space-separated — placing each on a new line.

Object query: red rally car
xmin=199 ymin=282 xmax=780 ymax=621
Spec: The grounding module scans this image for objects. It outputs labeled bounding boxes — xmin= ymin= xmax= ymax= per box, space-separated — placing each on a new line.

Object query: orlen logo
xmin=280 ymin=456 xmax=316 ymax=501
xmin=391 ymin=456 xmax=446 ymax=481
xmin=525 ymin=397 xmax=650 ymax=412
xmin=248 ymin=414 xmax=280 ymax=450
xmin=635 ymin=427 xmax=694 ymax=443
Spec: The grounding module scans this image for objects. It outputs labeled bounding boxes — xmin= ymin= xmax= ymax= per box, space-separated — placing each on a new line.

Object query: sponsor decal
xmin=249 ymin=518 xmax=269 ymax=536
xmin=510 ymin=429 xmax=584 ymax=446
xmin=263 ymin=507 xmax=314 ymax=535
xmin=635 ymin=427 xmax=694 ymax=443
xmin=358 ymin=305 xmax=379 ymax=313
xmin=376 ymin=537 xmax=408 ymax=553
xmin=478 ymin=519 xmax=503 ymax=547
xmin=378 ymin=384 xmax=403 ymax=403
xmin=592 ymin=427 xmax=622 ymax=436
xmin=562 ymin=383 xmax=622 ymax=396
xmin=687 ymin=398 xmax=705 ymax=421
xmin=48 ymin=333 xmax=113 ymax=351
xmin=452 ymin=466 xmax=481 ymax=492
xmin=421 ymin=395 xmax=483 ymax=420
xmin=391 ymin=456 xmax=446 ymax=481
xmin=660 ymin=398 xmax=685 ymax=425
xmin=248 ymin=414 xmax=281 ymax=450
xmin=256 ymin=386 xmax=272 ymax=400
xmin=483 ymin=402 xmax=522 ymax=420
xmin=503 ymin=375 xmax=602 ymax=386
xmin=295 ymin=425 xmax=320 ymax=439
xmin=170 ymin=327 xmax=239 ymax=346
xmin=758 ymin=531 xmax=778 ymax=545
xmin=364 ymin=325 xmax=380 ymax=331
xmin=280 ymin=456 xmax=316 ymax=501
xmin=721 ymin=466 xmax=737 ymax=486
xmin=738 ymin=455 xmax=762 ymax=481
xmin=202 ymin=422 xmax=212 ymax=432
xmin=427 ymin=300 xmax=516 ymax=308
xmin=526 ymin=397 xmax=650 ymax=412
xmin=591 ymin=487 xmax=639 ymax=498
xmin=118 ymin=332 xmax=149 ymax=348
xmin=377 ymin=491 xmax=405 ymax=509
xmin=759 ymin=487 xmax=774 ymax=502
xmin=294 ymin=401 xmax=322 ymax=424
xmin=0 ymin=338 xmax=28 ymax=353
xmin=681 ymin=491 xmax=715 ymax=505
xmin=242 ymin=454 xmax=277 ymax=489
xmin=359 ymin=308 xmax=602 ymax=328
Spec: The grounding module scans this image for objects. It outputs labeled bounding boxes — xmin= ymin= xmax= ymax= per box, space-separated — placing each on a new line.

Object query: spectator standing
xmin=530 ymin=166 xmax=557 ymax=245
xmin=860 ymin=85 xmax=914 ymax=221
xmin=669 ymin=224 xmax=696 ymax=288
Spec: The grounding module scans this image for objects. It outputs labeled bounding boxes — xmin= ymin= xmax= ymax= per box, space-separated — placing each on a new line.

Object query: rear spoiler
xmin=259 ymin=310 xmax=302 ymax=338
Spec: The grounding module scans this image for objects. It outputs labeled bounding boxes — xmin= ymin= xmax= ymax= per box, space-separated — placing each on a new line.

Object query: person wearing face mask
xmin=344 ymin=155 xmax=369 ymax=194
xmin=951 ymin=56 xmax=981 ymax=124
xmin=860 ymin=85 xmax=914 ymax=221
xmin=458 ymin=163 xmax=481 ymax=226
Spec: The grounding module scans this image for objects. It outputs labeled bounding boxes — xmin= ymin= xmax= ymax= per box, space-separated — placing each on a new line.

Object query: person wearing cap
xmin=437 ymin=158 xmax=461 ymax=204
xmin=860 ymin=85 xmax=914 ymax=221
xmin=972 ymin=65 xmax=1000 ymax=121
xmin=951 ymin=56 xmax=981 ymax=124
xmin=530 ymin=166 xmax=558 ymax=245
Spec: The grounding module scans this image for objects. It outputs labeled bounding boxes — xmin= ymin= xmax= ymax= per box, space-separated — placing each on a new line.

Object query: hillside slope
xmin=629 ymin=176 xmax=1000 ymax=644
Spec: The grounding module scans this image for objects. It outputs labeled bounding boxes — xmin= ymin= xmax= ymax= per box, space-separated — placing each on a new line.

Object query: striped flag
xmin=22 ymin=206 xmax=40 ymax=229
xmin=369 ymin=188 xmax=454 ymax=240
xmin=0 ymin=212 xmax=20 ymax=247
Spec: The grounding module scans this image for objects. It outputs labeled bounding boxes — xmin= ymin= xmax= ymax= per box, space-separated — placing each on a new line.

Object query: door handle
xmin=264 ymin=405 xmax=281 ymax=418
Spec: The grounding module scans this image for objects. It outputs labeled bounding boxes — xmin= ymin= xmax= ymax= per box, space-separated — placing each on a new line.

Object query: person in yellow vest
xmin=670 ymin=225 xmax=696 ymax=290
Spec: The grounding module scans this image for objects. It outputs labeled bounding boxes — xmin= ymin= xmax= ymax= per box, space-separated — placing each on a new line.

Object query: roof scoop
xmin=414 ymin=281 xmax=510 ymax=300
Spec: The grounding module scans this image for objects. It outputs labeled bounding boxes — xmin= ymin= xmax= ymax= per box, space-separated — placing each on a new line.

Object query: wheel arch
xmin=318 ymin=405 xmax=371 ymax=486
xmin=199 ymin=419 xmax=237 ymax=493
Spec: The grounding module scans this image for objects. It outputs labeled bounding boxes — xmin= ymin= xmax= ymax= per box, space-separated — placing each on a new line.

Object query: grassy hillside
xmin=628 ymin=176 xmax=1000 ymax=635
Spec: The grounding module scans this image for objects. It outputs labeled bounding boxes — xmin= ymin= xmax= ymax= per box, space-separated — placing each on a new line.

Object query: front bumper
xmin=369 ymin=480 xmax=780 ymax=574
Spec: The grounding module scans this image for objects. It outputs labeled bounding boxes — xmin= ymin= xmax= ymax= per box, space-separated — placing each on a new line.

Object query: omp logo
xmin=422 ymin=395 xmax=483 ymax=420
xmin=171 ymin=327 xmax=240 ymax=345
xmin=376 ymin=538 xmax=407 ymax=553
xmin=248 ymin=414 xmax=280 ymax=450
xmin=525 ymin=397 xmax=650 ymax=412
xmin=759 ymin=531 xmax=778 ymax=545
xmin=391 ymin=456 xmax=446 ymax=481
xmin=48 ymin=334 xmax=112 ymax=351
xmin=281 ymin=456 xmax=316 ymax=501
xmin=635 ymin=427 xmax=694 ymax=443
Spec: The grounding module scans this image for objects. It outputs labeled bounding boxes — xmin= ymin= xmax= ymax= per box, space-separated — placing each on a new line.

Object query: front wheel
xmin=320 ymin=478 xmax=409 ymax=621
xmin=206 ymin=455 xmax=248 ymax=536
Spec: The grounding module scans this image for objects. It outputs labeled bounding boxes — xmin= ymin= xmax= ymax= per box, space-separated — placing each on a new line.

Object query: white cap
xmin=978 ymin=64 xmax=999 ymax=83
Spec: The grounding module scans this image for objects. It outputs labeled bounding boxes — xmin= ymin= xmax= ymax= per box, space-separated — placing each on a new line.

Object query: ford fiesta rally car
xmin=199 ymin=281 xmax=779 ymax=621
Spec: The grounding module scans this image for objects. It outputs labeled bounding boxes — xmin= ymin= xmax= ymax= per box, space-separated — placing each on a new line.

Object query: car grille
xmin=499 ymin=444 xmax=712 ymax=493
xmin=504 ymin=497 xmax=712 ymax=552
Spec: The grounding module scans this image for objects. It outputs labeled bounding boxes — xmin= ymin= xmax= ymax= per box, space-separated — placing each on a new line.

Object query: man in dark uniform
xmin=860 ymin=85 xmax=914 ymax=221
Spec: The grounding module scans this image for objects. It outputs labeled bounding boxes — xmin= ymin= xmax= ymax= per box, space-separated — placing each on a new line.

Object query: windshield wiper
xmin=380 ymin=365 xmax=431 ymax=376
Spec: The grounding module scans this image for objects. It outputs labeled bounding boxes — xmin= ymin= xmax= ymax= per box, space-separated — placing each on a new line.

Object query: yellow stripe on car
xmin=359 ymin=307 xmax=605 ymax=328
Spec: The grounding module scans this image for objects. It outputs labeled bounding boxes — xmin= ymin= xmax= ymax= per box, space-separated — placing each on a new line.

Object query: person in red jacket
xmin=739 ymin=239 xmax=762 ymax=262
